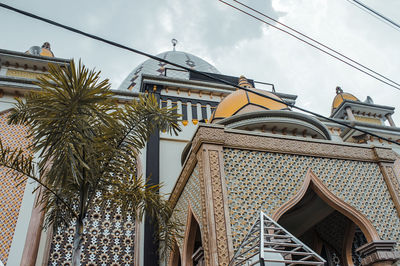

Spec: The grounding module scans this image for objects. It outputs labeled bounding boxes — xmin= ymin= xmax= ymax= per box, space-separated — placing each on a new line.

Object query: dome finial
xmin=171 ymin=38 xmax=178 ymax=51
xmin=238 ymin=75 xmax=253 ymax=89
xmin=336 ymin=86 xmax=343 ymax=94
xmin=25 ymin=42 xmax=54 ymax=57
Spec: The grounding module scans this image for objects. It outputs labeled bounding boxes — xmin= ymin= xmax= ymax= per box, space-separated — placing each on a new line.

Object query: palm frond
xmin=0 ymin=139 xmax=78 ymax=219
xmin=4 ymin=59 xmax=183 ymax=257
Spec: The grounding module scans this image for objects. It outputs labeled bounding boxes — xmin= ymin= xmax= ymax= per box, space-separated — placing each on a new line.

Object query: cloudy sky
xmin=1 ymin=0 xmax=399 ymax=122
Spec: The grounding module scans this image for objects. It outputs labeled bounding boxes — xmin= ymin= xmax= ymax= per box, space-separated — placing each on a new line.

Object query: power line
xmin=0 ymin=2 xmax=399 ymax=146
xmin=346 ymin=0 xmax=400 ymax=32
xmin=219 ymin=0 xmax=400 ymax=91
xmin=350 ymin=0 xmax=400 ymax=31
xmin=231 ymin=0 xmax=400 ymax=89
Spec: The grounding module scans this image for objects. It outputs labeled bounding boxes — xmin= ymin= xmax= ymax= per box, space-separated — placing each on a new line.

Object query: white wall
xmin=159 ymin=140 xmax=189 ymax=196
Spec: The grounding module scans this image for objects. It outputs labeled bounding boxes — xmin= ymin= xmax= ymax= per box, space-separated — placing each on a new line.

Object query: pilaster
xmin=374 ymin=147 xmax=400 ymax=217
xmin=357 ymin=241 xmax=400 ymax=266
xmin=199 ymin=144 xmax=232 ymax=266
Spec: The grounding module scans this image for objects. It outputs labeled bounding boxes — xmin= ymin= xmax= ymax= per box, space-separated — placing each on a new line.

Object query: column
xmin=356 ymin=241 xmax=400 ymax=266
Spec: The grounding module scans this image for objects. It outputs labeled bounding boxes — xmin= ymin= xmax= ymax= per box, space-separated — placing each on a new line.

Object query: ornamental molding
xmin=190 ymin=125 xmax=397 ymax=163
xmin=379 ymin=163 xmax=400 ymax=216
xmin=197 ymin=153 xmax=211 ymax=266
xmin=182 ymin=205 xmax=201 ymax=265
xmin=207 ymin=148 xmax=231 ymax=265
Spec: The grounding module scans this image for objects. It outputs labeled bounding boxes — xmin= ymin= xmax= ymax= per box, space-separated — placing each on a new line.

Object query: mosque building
xmin=0 ymin=42 xmax=399 ymax=266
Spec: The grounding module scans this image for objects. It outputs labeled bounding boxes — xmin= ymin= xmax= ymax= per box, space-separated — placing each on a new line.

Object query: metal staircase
xmin=229 ymin=212 xmax=326 ymax=266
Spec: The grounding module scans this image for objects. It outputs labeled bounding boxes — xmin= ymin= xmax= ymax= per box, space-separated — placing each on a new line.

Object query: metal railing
xmin=229 ymin=212 xmax=326 ymax=266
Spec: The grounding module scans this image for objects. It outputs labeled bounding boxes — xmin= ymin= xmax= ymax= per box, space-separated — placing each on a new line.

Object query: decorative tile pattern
xmin=197 ymin=155 xmax=211 ymax=265
xmin=0 ymin=111 xmax=32 ymax=265
xmin=223 ymin=148 xmax=400 ymax=252
xmin=171 ymin=164 xmax=203 ymax=252
xmin=48 ymin=191 xmax=136 ymax=265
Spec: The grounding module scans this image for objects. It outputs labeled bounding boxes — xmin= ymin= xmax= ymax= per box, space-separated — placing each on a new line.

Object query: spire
xmin=238 ymin=75 xmax=253 ymax=89
xmin=336 ymin=86 xmax=343 ymax=94
xmin=171 ymin=38 xmax=178 ymax=51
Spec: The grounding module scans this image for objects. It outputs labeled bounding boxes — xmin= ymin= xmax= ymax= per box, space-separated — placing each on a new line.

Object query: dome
xmin=332 ymin=87 xmax=359 ymax=112
xmin=25 ymin=42 xmax=54 ymax=57
xmin=118 ymin=50 xmax=220 ymax=91
xmin=211 ymin=76 xmax=288 ymax=122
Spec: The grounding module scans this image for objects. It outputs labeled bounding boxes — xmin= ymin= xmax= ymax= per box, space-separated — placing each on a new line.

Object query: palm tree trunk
xmin=72 ymin=178 xmax=88 ymax=266
xmin=72 ymin=217 xmax=84 ymax=266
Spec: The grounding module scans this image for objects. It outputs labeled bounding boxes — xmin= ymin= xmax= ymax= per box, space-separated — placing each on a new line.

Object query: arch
xmin=272 ymin=169 xmax=380 ymax=242
xmin=169 ymin=240 xmax=182 ymax=266
xmin=182 ymin=205 xmax=204 ymax=266
xmin=343 ymin=221 xmax=356 ymax=266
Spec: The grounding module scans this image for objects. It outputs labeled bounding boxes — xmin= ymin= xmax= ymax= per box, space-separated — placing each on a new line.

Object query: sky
xmin=0 ymin=0 xmax=399 ymax=122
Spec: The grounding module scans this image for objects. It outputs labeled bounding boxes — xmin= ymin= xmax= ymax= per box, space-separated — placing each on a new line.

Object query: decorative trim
xmin=20 ymin=188 xmax=44 ymax=266
xmin=182 ymin=205 xmax=201 ymax=266
xmin=189 ymin=125 xmax=397 ymax=163
xmin=135 ymin=156 xmax=143 ymax=266
xmin=200 ymin=146 xmax=219 ymax=265
xmin=217 ymin=148 xmax=234 ymax=260
xmin=209 ymin=149 xmax=230 ymax=265
xmin=196 ymin=144 xmax=231 ymax=266
xmin=356 ymin=241 xmax=400 ymax=266
xmin=343 ymin=221 xmax=356 ymax=266
xmin=134 ymin=214 xmax=141 ymax=266
xmin=197 ymin=152 xmax=210 ymax=266
xmin=168 ymin=241 xmax=181 ymax=266
xmin=379 ymin=163 xmax=400 ymax=217
xmin=271 ymin=169 xmax=380 ymax=242
xmin=40 ymin=226 xmax=53 ymax=266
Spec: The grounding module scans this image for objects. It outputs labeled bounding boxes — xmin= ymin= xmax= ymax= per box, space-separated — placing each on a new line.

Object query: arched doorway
xmin=183 ymin=211 xmax=204 ymax=266
xmin=277 ymin=187 xmax=368 ymax=265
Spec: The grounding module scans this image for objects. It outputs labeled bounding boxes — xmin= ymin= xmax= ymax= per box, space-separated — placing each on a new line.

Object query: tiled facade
xmin=223 ymin=148 xmax=400 ymax=252
xmin=0 ymin=110 xmax=32 ymax=264
xmin=171 ymin=164 xmax=203 ymax=252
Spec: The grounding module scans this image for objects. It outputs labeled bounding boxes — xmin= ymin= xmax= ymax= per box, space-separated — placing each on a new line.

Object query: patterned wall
xmin=170 ymin=164 xmax=203 ymax=253
xmin=223 ymin=148 xmax=400 ymax=252
xmin=48 ymin=191 xmax=136 ymax=265
xmin=0 ymin=111 xmax=32 ymax=265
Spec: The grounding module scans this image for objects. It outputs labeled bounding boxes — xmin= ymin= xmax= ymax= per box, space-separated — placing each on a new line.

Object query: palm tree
xmin=0 ymin=60 xmax=181 ymax=265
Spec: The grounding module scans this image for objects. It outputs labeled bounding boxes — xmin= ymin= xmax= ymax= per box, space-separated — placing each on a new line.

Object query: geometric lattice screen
xmin=48 ymin=191 xmax=136 ymax=265
xmin=229 ymin=212 xmax=325 ymax=266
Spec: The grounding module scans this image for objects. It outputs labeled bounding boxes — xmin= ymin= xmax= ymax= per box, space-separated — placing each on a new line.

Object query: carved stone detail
xmin=380 ymin=164 xmax=400 ymax=217
xmin=356 ymin=241 xmax=400 ymax=266
xmin=197 ymin=153 xmax=211 ymax=266
xmin=208 ymin=150 xmax=230 ymax=265
xmin=191 ymin=125 xmax=398 ymax=163
xmin=373 ymin=147 xmax=398 ymax=163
